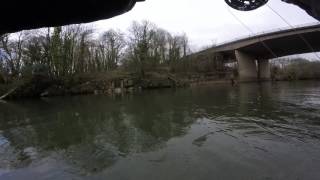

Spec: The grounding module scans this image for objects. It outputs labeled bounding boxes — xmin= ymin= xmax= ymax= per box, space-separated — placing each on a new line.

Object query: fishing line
xmin=227 ymin=7 xmax=278 ymax=59
xmin=266 ymin=4 xmax=320 ymax=60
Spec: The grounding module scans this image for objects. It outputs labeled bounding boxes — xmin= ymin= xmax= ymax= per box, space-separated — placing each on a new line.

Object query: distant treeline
xmin=271 ymin=58 xmax=320 ymax=81
xmin=0 ymin=21 xmax=195 ymax=83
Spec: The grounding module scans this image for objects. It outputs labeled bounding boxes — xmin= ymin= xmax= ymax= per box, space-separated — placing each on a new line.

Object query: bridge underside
xmin=219 ymin=30 xmax=320 ymax=60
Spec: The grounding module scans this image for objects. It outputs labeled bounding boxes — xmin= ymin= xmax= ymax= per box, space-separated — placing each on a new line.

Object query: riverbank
xmin=5 ymin=62 xmax=320 ymax=100
xmin=4 ymin=73 xmax=320 ymax=100
xmin=1 ymin=71 xmax=231 ymax=100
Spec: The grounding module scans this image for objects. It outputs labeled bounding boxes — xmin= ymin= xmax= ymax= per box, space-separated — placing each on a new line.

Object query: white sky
xmin=89 ymin=0 xmax=317 ymax=51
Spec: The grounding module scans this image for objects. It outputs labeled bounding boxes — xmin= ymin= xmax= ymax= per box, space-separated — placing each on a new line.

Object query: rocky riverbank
xmin=0 ymin=72 xmax=191 ymax=100
xmin=0 ymin=70 xmax=234 ymax=100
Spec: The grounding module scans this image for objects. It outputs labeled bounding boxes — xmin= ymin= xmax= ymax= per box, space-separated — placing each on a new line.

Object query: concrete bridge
xmin=193 ymin=23 xmax=320 ymax=82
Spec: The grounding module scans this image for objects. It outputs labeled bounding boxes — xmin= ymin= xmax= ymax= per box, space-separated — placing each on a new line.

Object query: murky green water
xmin=1 ymin=82 xmax=320 ymax=180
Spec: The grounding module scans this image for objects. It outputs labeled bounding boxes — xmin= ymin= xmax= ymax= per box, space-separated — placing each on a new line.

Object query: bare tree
xmin=0 ymin=33 xmax=25 ymax=78
xmin=0 ymin=20 xmax=192 ymax=83
xmin=127 ymin=20 xmax=156 ymax=75
xmin=99 ymin=29 xmax=126 ymax=71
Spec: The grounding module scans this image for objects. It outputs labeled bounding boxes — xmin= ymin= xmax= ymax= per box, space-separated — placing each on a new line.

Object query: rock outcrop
xmin=0 ymin=0 xmax=144 ymax=34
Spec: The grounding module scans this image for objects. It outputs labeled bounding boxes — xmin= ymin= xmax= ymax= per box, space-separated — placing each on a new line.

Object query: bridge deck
xmin=195 ymin=23 xmax=320 ymax=60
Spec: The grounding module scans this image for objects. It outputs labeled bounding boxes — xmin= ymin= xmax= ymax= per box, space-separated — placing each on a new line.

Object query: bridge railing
xmin=215 ymin=22 xmax=320 ymax=47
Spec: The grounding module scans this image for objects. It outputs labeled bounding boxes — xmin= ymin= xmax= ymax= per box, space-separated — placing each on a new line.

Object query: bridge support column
xmin=258 ymin=59 xmax=271 ymax=81
xmin=235 ymin=50 xmax=258 ymax=82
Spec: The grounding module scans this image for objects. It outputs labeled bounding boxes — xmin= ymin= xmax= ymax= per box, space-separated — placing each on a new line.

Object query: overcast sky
xmin=90 ymin=0 xmax=317 ymax=50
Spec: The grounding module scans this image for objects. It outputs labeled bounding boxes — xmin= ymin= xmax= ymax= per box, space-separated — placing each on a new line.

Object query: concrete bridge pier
xmin=235 ymin=50 xmax=271 ymax=82
xmin=235 ymin=50 xmax=258 ymax=82
xmin=258 ymin=59 xmax=271 ymax=81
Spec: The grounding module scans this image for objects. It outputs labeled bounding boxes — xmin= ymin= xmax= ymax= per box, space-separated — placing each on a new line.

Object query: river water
xmin=1 ymin=81 xmax=320 ymax=180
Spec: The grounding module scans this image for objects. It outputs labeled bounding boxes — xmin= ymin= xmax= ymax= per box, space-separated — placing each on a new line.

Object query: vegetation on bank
xmin=0 ymin=21 xmax=228 ymax=99
xmin=2 ymin=20 xmax=317 ymax=99
xmin=271 ymin=58 xmax=320 ymax=81
xmin=0 ymin=21 xmax=188 ymax=80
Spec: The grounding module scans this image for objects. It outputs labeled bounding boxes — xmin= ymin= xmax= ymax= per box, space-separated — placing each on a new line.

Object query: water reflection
xmin=0 ymin=92 xmax=196 ymax=174
xmin=1 ymin=82 xmax=320 ymax=179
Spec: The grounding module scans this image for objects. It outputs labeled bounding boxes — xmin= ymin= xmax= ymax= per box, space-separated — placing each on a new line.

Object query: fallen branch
xmin=0 ymin=87 xmax=17 ymax=100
